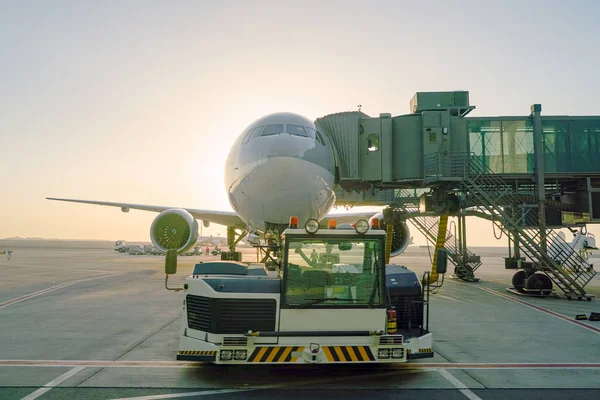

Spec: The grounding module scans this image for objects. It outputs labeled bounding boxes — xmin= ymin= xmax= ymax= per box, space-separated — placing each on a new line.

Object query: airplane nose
xmin=263 ymin=157 xmax=306 ymax=190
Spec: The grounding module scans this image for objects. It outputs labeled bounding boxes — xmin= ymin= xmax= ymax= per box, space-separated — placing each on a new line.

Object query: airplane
xmin=47 ymin=112 xmax=411 ymax=258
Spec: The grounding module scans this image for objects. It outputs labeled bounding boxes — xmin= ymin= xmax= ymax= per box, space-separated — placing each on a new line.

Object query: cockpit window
xmin=242 ymin=125 xmax=265 ymax=144
xmin=315 ymin=131 xmax=326 ymax=146
xmin=241 ymin=128 xmax=253 ymax=144
xmin=304 ymin=127 xmax=317 ymax=139
xmin=261 ymin=124 xmax=284 ymax=136
xmin=287 ymin=124 xmax=308 ymax=137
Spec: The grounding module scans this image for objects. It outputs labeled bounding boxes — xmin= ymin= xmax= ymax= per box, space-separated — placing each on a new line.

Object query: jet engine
xmin=369 ymin=213 xmax=411 ymax=257
xmin=150 ymin=209 xmax=199 ymax=254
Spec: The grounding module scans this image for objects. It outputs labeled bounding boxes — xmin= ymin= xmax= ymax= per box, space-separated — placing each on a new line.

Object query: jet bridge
xmin=318 ymin=91 xmax=600 ymax=299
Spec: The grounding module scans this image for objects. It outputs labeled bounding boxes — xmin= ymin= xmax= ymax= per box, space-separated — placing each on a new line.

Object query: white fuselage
xmin=224 ymin=113 xmax=337 ymax=231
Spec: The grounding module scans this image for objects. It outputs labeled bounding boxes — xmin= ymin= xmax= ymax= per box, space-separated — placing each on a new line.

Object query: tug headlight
xmin=377 ymin=348 xmax=390 ymax=359
xmin=392 ymin=348 xmax=404 ymax=359
xmin=305 ymin=219 xmax=319 ymax=234
xmin=234 ymin=350 xmax=248 ymax=360
xmin=219 ymin=350 xmax=233 ymax=361
xmin=355 ymin=219 xmax=369 ymax=234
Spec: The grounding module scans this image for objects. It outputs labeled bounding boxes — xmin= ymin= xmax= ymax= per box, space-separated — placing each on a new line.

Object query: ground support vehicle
xmin=168 ymin=219 xmax=436 ymax=364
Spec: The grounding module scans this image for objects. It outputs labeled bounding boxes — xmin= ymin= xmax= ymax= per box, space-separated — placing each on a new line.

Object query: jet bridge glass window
xmin=283 ymin=237 xmax=384 ymax=309
xmin=367 ymin=134 xmax=379 ymax=151
xmin=261 ymin=124 xmax=284 ymax=136
xmin=287 ymin=124 xmax=309 ymax=137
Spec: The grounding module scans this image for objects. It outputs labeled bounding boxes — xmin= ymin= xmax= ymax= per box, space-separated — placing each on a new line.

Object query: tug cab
xmin=172 ymin=217 xmax=436 ymax=364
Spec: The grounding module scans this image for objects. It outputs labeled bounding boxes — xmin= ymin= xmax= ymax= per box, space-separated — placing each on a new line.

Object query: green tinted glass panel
xmin=284 ymin=237 xmax=383 ymax=308
xmin=468 ymin=120 xmax=533 ymax=173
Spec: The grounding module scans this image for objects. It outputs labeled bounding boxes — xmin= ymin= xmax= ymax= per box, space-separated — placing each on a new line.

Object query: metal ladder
xmin=393 ymin=190 xmax=483 ymax=280
xmin=463 ymin=156 xmax=596 ymax=296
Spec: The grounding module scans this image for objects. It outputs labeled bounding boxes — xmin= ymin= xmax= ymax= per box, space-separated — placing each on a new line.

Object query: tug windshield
xmin=283 ymin=236 xmax=384 ymax=308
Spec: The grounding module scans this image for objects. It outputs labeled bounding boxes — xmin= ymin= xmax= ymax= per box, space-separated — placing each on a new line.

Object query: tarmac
xmin=1 ymin=240 xmax=600 ymax=400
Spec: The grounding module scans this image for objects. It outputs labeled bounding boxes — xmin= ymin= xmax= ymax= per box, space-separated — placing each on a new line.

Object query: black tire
xmin=512 ymin=270 xmax=527 ymax=292
xmin=525 ymin=273 xmax=553 ymax=291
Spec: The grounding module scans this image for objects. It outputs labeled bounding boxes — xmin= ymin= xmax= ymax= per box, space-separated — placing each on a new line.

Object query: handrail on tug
xmin=421 ymin=271 xmax=431 ymax=335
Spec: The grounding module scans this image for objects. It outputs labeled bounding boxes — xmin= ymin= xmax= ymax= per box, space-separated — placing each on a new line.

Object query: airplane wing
xmin=46 ymin=197 xmax=246 ymax=228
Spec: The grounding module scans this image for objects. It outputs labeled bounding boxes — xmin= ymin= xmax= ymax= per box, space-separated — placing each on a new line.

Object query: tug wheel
xmin=512 ymin=270 xmax=527 ymax=292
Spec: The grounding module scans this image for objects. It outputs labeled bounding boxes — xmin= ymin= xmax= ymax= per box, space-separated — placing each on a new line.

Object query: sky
xmin=1 ymin=0 xmax=600 ymax=245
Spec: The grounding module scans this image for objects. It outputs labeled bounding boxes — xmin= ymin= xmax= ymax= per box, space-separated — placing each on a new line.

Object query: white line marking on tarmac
xmin=480 ymin=287 xmax=600 ymax=334
xmin=20 ymin=366 xmax=85 ymax=400
xmin=437 ymin=294 xmax=465 ymax=303
xmin=0 ymin=273 xmax=122 ymax=309
xmin=111 ymin=389 xmax=252 ymax=400
xmin=109 ymin=368 xmax=434 ymax=399
xmin=12 ymin=264 xmax=119 ymax=274
xmin=438 ymin=369 xmax=482 ymax=400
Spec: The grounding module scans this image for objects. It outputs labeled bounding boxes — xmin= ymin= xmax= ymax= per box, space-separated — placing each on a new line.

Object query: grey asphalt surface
xmin=1 ymin=240 xmax=600 ymax=400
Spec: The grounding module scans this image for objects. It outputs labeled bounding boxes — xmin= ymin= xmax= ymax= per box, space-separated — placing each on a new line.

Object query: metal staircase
xmin=412 ymin=213 xmax=482 ymax=281
xmin=392 ymin=190 xmax=483 ymax=281
xmin=463 ymin=156 xmax=596 ymax=297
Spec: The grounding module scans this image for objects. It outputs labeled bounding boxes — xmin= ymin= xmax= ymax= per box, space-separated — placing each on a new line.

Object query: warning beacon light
xmin=371 ymin=218 xmax=380 ymax=230
xmin=289 ymin=216 xmax=299 ymax=229
xmin=328 ymin=219 xmax=337 ymax=229
xmin=305 ymin=219 xmax=319 ymax=234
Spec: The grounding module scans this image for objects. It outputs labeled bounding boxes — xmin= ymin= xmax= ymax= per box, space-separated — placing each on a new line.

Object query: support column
xmin=461 ymin=213 xmax=467 ymax=254
xmin=457 ymin=213 xmax=463 ymax=254
xmin=531 ymin=104 xmax=547 ymax=251
xmin=513 ymin=231 xmax=521 ymax=261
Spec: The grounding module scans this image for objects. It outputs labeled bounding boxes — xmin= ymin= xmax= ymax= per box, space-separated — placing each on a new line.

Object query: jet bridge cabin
xmin=176 ymin=219 xmax=433 ymax=364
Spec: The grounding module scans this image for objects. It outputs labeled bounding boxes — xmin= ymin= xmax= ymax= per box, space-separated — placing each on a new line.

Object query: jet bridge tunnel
xmin=317 ymin=91 xmax=600 ymax=298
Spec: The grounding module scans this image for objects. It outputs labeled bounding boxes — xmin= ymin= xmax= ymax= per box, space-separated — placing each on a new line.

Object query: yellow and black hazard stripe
xmin=178 ymin=350 xmax=217 ymax=355
xmin=248 ymin=346 xmax=304 ymax=363
xmin=323 ymin=346 xmax=375 ymax=362
xmin=406 ymin=347 xmax=433 ymax=360
xmin=407 ymin=348 xmax=432 ymax=354
xmin=177 ymin=350 xmax=217 ymax=361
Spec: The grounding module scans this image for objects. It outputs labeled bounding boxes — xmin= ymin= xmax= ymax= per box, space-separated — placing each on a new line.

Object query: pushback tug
xmin=163 ymin=217 xmax=445 ymax=364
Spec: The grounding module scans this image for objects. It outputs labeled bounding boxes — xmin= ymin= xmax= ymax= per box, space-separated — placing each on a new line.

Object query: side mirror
xmin=165 ymin=249 xmax=178 ymax=275
xmin=436 ymin=249 xmax=447 ymax=274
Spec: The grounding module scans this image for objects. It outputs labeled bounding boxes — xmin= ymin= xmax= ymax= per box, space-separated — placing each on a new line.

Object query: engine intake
xmin=369 ymin=213 xmax=411 ymax=257
xmin=150 ymin=209 xmax=199 ymax=253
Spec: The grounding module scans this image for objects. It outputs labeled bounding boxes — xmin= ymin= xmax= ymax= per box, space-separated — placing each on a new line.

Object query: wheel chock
xmin=589 ymin=312 xmax=600 ymax=321
xmin=575 ymin=314 xmax=588 ymax=320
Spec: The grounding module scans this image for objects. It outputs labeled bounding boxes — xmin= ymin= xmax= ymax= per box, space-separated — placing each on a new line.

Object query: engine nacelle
xmin=150 ymin=209 xmax=199 ymax=254
xmin=369 ymin=213 xmax=411 ymax=257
